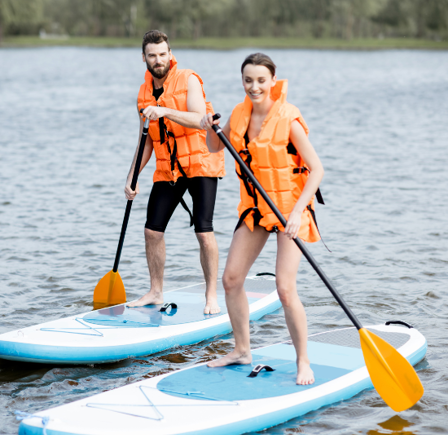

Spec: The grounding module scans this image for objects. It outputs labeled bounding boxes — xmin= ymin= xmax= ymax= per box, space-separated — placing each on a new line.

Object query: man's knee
xmin=196 ymin=231 xmax=216 ymax=249
xmin=145 ymin=228 xmax=164 ymax=243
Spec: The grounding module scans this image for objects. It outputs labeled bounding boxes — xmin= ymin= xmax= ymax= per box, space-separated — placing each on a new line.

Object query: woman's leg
xmin=208 ymin=223 xmax=269 ymax=367
xmin=276 ymin=232 xmax=314 ymax=385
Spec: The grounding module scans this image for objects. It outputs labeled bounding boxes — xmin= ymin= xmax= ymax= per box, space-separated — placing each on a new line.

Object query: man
xmin=125 ymin=30 xmax=225 ymax=314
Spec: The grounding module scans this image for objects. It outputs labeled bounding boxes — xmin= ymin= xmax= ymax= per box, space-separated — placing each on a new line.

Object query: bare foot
xmin=207 ymin=350 xmax=252 ymax=368
xmin=127 ymin=291 xmax=163 ymax=308
xmin=296 ymin=359 xmax=314 ymax=385
xmin=204 ymin=297 xmax=221 ymax=315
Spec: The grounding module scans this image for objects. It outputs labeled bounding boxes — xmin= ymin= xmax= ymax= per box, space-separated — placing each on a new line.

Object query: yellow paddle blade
xmin=359 ymin=328 xmax=424 ymax=412
xmin=93 ymin=270 xmax=126 ymax=309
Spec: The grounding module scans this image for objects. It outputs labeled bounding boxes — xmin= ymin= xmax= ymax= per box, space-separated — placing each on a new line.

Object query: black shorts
xmin=145 ymin=177 xmax=218 ymax=233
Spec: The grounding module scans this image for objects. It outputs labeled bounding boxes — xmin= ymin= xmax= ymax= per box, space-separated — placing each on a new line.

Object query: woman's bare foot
xmin=296 ymin=359 xmax=314 ymax=385
xmin=127 ymin=290 xmax=163 ymax=308
xmin=207 ymin=350 xmax=252 ymax=368
xmin=204 ymin=296 xmax=221 ymax=315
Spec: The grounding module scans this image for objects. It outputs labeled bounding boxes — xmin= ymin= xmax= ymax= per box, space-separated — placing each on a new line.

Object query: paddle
xmin=210 ymin=113 xmax=424 ymax=412
xmin=93 ymin=112 xmax=150 ymax=309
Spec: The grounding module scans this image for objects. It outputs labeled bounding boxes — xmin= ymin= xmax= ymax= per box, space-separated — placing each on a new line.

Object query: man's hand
xmin=142 ymin=105 xmax=166 ymax=121
xmin=125 ymin=181 xmax=140 ymax=200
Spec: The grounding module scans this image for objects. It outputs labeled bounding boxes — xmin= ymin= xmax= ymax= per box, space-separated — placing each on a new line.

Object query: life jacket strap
xmin=293 ymin=167 xmax=325 ymax=205
xmin=179 ymin=197 xmax=194 ymax=227
xmin=159 ymin=120 xmax=193 ymax=226
xmin=307 ymin=205 xmax=330 ymax=252
xmin=234 ymin=207 xmax=262 ymax=233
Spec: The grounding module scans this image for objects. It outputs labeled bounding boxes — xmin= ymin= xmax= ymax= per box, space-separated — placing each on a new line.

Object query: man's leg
xmin=127 ymin=229 xmax=165 ymax=307
xmin=276 ymin=232 xmax=314 ymax=385
xmin=127 ymin=180 xmax=187 ymax=307
xmin=188 ymin=177 xmax=220 ymax=314
xmin=196 ymin=232 xmax=219 ymax=314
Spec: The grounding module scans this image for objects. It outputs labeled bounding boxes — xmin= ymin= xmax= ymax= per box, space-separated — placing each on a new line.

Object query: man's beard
xmin=146 ymin=60 xmax=170 ymax=79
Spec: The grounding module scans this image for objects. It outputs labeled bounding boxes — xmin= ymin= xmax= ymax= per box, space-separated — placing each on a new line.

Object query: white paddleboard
xmin=17 ymin=321 xmax=426 ymax=435
xmin=0 ymin=276 xmax=280 ymax=365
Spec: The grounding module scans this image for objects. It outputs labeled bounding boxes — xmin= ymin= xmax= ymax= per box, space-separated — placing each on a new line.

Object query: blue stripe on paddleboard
xmin=17 ymin=338 xmax=427 ymax=435
xmin=2 ymin=298 xmax=281 ymax=364
xmin=82 ymin=292 xmax=230 ymax=328
xmin=157 ymin=355 xmax=351 ymax=401
xmin=253 ymin=342 xmax=366 ymax=370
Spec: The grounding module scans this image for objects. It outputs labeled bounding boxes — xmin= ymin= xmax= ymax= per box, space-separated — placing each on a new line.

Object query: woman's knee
xmin=276 ymin=282 xmax=298 ymax=307
xmin=222 ymin=270 xmax=245 ymax=295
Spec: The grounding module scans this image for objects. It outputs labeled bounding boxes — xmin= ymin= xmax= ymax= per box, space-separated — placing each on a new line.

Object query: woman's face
xmin=242 ymin=64 xmax=276 ymax=105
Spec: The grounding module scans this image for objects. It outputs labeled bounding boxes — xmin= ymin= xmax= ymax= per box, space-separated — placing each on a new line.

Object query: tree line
xmin=1 ymin=0 xmax=447 ymax=41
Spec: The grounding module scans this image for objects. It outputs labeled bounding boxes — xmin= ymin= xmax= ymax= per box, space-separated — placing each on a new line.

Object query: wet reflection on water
xmin=367 ymin=415 xmax=415 ymax=435
xmin=1 ymin=47 xmax=448 ymax=434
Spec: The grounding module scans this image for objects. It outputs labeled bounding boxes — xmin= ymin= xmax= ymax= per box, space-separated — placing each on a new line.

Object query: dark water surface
xmin=0 ymin=47 xmax=447 ymax=434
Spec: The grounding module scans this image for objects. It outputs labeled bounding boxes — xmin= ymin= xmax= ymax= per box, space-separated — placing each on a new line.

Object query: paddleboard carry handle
xmin=159 ymin=302 xmax=178 ymax=312
xmin=385 ymin=320 xmax=413 ymax=329
xmin=247 ymin=364 xmax=275 ymax=378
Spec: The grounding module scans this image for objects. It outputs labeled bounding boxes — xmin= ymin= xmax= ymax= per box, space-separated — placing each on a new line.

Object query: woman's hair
xmin=241 ymin=53 xmax=276 ymax=77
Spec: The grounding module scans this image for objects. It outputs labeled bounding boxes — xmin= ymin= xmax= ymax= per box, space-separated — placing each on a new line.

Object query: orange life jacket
xmin=229 ymin=80 xmax=323 ymax=243
xmin=137 ymin=55 xmax=225 ymax=183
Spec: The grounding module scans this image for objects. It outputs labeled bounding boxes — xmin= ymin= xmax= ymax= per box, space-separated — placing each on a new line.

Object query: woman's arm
xmin=200 ymin=113 xmax=230 ymax=153
xmin=284 ymin=119 xmax=324 ymax=239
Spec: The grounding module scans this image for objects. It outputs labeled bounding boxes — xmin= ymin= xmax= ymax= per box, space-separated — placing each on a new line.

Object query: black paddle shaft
xmin=112 ymin=113 xmax=150 ymax=273
xmin=211 ymin=113 xmax=363 ymax=330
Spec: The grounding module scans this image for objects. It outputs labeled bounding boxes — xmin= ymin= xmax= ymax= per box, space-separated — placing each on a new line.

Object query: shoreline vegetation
xmin=2 ymin=36 xmax=448 ymax=50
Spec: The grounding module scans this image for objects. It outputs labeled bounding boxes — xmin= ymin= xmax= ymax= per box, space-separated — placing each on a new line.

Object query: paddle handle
xmin=112 ymin=113 xmax=150 ymax=273
xmin=211 ymin=113 xmax=363 ymax=330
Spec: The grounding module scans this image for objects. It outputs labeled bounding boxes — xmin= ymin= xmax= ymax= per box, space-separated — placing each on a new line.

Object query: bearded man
xmin=125 ymin=30 xmax=225 ymax=314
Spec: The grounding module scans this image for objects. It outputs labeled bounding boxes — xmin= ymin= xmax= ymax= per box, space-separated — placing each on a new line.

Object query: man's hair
xmin=241 ymin=53 xmax=276 ymax=77
xmin=142 ymin=30 xmax=170 ymax=54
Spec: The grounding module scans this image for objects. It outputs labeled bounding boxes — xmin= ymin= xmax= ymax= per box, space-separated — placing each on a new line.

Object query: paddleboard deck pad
xmin=0 ymin=276 xmax=280 ymax=364
xmin=17 ymin=322 xmax=426 ymax=435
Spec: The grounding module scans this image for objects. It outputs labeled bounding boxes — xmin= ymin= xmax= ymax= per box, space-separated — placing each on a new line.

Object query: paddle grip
xmin=211 ymin=123 xmax=363 ymax=331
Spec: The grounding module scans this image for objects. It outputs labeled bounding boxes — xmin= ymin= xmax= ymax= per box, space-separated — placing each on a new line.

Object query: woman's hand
xmin=284 ymin=209 xmax=302 ymax=240
xmin=124 ymin=181 xmax=140 ymax=200
xmin=200 ymin=113 xmax=219 ymax=130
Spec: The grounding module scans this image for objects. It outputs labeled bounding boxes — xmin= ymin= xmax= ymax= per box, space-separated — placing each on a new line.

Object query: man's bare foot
xmin=296 ymin=359 xmax=314 ymax=385
xmin=207 ymin=350 xmax=252 ymax=368
xmin=127 ymin=291 xmax=163 ymax=308
xmin=204 ymin=296 xmax=221 ymax=315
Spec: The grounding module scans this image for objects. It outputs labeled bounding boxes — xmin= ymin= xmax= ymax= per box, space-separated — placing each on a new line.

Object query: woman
xmin=200 ymin=53 xmax=324 ymax=385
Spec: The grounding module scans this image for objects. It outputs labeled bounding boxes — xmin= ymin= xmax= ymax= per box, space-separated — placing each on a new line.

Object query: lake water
xmin=0 ymin=47 xmax=447 ymax=434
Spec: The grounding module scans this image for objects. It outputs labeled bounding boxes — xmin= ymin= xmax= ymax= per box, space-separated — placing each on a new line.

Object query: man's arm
xmin=124 ymin=109 xmax=154 ymax=200
xmin=141 ymin=75 xmax=206 ymax=129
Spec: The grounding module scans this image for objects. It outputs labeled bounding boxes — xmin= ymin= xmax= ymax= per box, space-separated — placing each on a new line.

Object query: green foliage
xmin=0 ymin=0 xmax=43 ymax=36
xmin=1 ymin=0 xmax=447 ymax=40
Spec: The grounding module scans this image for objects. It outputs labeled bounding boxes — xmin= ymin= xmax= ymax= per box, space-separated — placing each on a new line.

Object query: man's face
xmin=142 ymin=41 xmax=172 ymax=79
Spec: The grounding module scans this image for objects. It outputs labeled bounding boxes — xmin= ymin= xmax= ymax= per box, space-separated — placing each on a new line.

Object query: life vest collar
xmin=143 ymin=54 xmax=179 ymax=94
xmin=240 ymin=79 xmax=289 ymax=141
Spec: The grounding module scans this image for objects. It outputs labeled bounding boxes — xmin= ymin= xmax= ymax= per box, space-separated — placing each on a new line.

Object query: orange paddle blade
xmin=93 ymin=270 xmax=126 ymax=309
xmin=359 ymin=328 xmax=424 ymax=412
